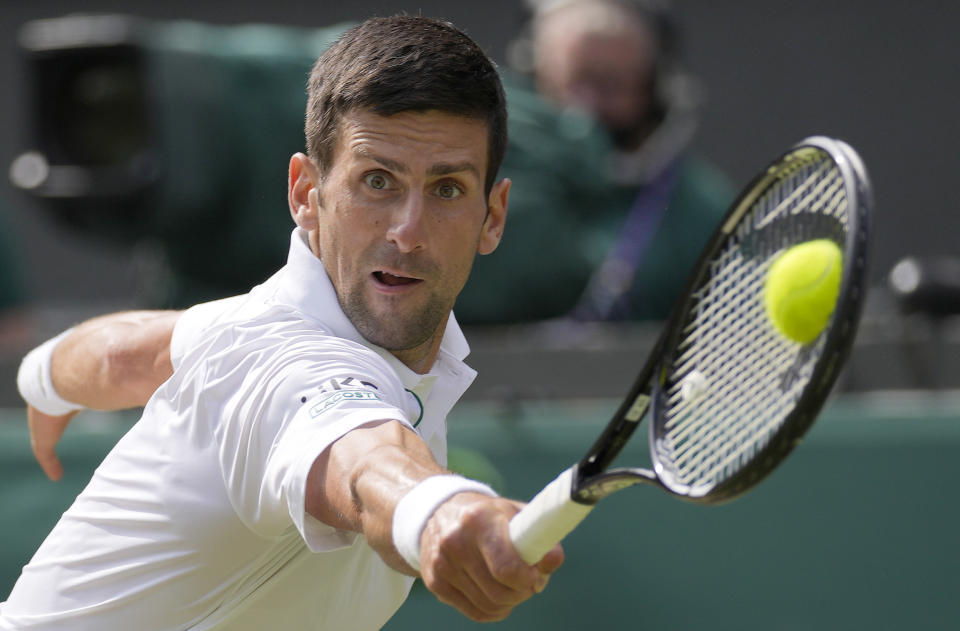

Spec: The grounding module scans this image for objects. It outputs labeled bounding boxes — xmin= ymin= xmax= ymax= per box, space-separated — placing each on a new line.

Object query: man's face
xmin=305 ymin=109 xmax=508 ymax=368
xmin=535 ymin=18 xmax=655 ymax=150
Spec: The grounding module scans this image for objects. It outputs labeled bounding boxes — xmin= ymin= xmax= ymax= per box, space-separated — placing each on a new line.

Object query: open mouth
xmin=373 ymin=271 xmax=420 ymax=287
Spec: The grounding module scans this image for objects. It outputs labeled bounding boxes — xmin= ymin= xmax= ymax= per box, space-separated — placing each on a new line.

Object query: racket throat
xmin=572 ymin=465 xmax=660 ymax=503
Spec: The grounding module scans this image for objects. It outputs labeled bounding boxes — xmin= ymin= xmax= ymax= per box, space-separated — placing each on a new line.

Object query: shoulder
xmin=173 ymin=306 xmax=405 ymax=408
xmin=171 ymin=295 xmax=248 ymax=369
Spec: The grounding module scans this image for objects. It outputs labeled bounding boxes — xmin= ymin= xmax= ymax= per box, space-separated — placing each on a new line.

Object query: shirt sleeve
xmin=271 ymin=386 xmax=413 ymax=552
xmin=170 ymin=296 xmax=247 ymax=371
xmin=207 ymin=329 xmax=419 ymax=552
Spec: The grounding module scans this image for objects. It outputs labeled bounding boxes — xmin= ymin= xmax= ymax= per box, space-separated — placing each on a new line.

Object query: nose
xmin=386 ymin=192 xmax=428 ymax=253
xmin=569 ymin=81 xmax=603 ymax=114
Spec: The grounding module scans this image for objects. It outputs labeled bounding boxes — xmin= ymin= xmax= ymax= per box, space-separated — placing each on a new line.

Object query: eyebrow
xmin=356 ymin=147 xmax=481 ymax=180
xmin=428 ymin=161 xmax=481 ymax=179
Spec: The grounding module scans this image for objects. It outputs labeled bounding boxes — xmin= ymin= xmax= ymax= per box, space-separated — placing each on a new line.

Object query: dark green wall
xmin=2 ymin=394 xmax=957 ymax=629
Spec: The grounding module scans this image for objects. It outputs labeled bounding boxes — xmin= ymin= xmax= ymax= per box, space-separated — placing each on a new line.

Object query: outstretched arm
xmin=308 ymin=420 xmax=564 ymax=622
xmin=19 ymin=310 xmax=181 ymax=480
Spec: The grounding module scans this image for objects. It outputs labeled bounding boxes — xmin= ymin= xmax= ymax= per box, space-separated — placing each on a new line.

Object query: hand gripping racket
xmin=509 ymin=136 xmax=872 ymax=564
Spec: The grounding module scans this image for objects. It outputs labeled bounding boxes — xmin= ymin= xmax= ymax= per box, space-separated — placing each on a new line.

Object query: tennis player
xmin=2 ymin=16 xmax=563 ymax=630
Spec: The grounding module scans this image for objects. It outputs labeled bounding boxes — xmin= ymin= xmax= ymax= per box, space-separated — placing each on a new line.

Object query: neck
xmin=388 ymin=318 xmax=447 ymax=375
xmin=308 ymin=229 xmax=322 ymax=257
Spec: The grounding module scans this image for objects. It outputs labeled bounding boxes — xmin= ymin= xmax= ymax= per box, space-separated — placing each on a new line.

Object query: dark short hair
xmin=305 ymin=15 xmax=508 ymax=193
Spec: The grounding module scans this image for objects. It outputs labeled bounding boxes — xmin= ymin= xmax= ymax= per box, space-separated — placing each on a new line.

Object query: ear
xmin=478 ymin=178 xmax=510 ymax=255
xmin=288 ymin=153 xmax=320 ymax=231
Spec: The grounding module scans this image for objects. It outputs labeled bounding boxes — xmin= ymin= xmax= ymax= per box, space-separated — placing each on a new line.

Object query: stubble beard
xmin=342 ymin=286 xmax=451 ymax=353
xmin=337 ymin=244 xmax=458 ymax=353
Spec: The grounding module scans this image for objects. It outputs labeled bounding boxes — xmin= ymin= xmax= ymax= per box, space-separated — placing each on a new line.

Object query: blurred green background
xmin=2 ymin=394 xmax=958 ymax=630
xmin=1 ymin=2 xmax=959 ymax=629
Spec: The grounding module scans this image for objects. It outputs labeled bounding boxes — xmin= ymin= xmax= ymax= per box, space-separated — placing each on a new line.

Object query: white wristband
xmin=17 ymin=328 xmax=85 ymax=416
xmin=392 ymin=474 xmax=498 ymax=571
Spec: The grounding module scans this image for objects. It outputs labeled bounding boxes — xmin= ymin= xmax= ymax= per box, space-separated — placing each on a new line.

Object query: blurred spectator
xmin=451 ymin=74 xmax=618 ymax=323
xmin=11 ymin=11 xmax=731 ymax=325
xmin=514 ymin=0 xmax=735 ymax=320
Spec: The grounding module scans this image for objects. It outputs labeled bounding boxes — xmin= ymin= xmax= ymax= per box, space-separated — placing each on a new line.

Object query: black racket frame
xmin=570 ymin=136 xmax=873 ymax=505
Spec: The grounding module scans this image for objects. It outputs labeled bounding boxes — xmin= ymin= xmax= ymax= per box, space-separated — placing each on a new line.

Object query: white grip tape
xmin=509 ymin=466 xmax=594 ymax=565
xmin=17 ymin=328 xmax=84 ymax=416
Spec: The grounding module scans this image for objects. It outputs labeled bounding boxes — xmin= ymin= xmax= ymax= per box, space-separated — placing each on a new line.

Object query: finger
xmin=536 ymin=543 xmax=565 ymax=575
xmin=447 ymin=547 xmax=525 ymax=611
xmin=468 ymin=499 xmax=558 ymax=597
xmin=420 ymin=494 xmax=551 ymax=619
xmin=452 ymin=516 xmax=552 ymax=610
xmin=476 ymin=523 xmax=548 ymax=593
xmin=423 ymin=555 xmax=516 ymax=622
xmin=421 ymin=521 xmax=528 ymax=619
xmin=433 ymin=585 xmax=512 ymax=622
xmin=28 ymin=418 xmax=66 ymax=481
xmin=26 ymin=407 xmax=75 ymax=481
xmin=495 ymin=503 xmax=563 ymax=594
xmin=503 ymin=498 xmax=565 ymax=578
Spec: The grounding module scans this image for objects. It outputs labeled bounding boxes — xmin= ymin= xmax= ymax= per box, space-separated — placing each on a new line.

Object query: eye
xmin=435 ymin=182 xmax=464 ymax=200
xmin=364 ymin=172 xmax=390 ymax=190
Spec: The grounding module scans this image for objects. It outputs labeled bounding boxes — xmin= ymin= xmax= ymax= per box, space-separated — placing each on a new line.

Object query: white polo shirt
xmin=0 ymin=229 xmax=477 ymax=631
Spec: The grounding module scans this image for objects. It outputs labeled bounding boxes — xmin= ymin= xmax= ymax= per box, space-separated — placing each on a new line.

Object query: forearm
xmin=18 ymin=310 xmax=181 ymax=480
xmin=51 ymin=310 xmax=180 ymax=410
xmin=306 ymin=420 xmax=446 ymax=572
xmin=305 ymin=420 xmax=563 ymax=622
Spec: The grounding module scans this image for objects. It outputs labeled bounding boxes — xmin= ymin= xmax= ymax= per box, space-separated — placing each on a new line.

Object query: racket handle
xmin=508 ymin=466 xmax=594 ymax=564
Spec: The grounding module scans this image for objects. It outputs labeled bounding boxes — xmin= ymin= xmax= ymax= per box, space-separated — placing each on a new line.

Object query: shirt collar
xmin=274 ymin=228 xmax=472 ymax=366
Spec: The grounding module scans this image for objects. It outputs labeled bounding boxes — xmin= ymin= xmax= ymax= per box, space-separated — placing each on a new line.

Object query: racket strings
xmin=657 ymin=151 xmax=848 ymax=491
xmin=664 ymin=268 xmax=812 ymax=478
xmin=754 ymin=160 xmax=836 ymax=230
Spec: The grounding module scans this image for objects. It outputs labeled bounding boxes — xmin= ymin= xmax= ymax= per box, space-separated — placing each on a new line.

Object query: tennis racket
xmin=509 ymin=135 xmax=872 ymax=564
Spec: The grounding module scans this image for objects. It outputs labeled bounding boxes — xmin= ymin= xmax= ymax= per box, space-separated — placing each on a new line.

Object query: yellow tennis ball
xmin=764 ymin=239 xmax=843 ymax=344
